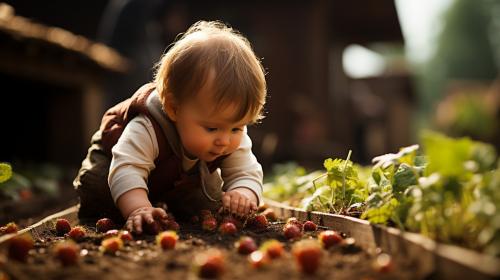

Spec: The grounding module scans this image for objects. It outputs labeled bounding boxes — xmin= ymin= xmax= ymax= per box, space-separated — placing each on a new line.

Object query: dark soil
xmin=2 ymin=217 xmax=419 ymax=280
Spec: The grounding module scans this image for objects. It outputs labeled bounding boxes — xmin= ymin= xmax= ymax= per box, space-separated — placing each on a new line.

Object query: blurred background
xmin=0 ymin=0 xmax=498 ymax=221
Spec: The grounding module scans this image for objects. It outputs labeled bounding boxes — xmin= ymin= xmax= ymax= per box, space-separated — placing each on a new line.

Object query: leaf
xmin=0 ymin=162 xmax=13 ymax=184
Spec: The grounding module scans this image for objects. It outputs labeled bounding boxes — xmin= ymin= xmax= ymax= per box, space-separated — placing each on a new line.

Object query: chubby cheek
xmin=181 ymin=131 xmax=212 ymax=156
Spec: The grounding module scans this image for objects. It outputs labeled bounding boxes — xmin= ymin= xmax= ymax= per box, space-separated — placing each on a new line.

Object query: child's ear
xmin=163 ymin=93 xmax=178 ymax=121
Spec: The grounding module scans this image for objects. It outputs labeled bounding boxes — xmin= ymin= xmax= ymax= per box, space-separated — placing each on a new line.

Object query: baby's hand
xmin=125 ymin=206 xmax=169 ymax=234
xmin=222 ymin=188 xmax=258 ymax=217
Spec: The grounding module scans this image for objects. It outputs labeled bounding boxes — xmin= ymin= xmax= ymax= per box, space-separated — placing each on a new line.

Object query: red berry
xmin=373 ymin=253 xmax=394 ymax=273
xmin=219 ymin=222 xmax=237 ymax=235
xmin=156 ymin=231 xmax=178 ymax=250
xmin=303 ymin=221 xmax=317 ymax=231
xmin=54 ymin=241 xmax=79 ymax=266
xmin=260 ymin=239 xmax=284 ymax=259
xmin=283 ymin=224 xmax=302 ymax=240
xmin=68 ymin=226 xmax=86 ymax=241
xmin=143 ymin=220 xmax=162 ymax=235
xmin=96 ymin=218 xmax=115 ymax=233
xmin=7 ymin=234 xmax=34 ymax=262
xmin=104 ymin=229 xmax=120 ymax=239
xmin=248 ymin=251 xmax=270 ymax=269
xmin=318 ymin=230 xmax=343 ymax=249
xmin=293 ymin=240 xmax=322 ymax=274
xmin=55 ymin=219 xmax=71 ymax=236
xmin=1 ymin=222 xmax=18 ymax=235
xmin=251 ymin=214 xmax=268 ymax=229
xmin=202 ymin=217 xmax=217 ymax=231
xmin=235 ymin=236 xmax=257 ymax=255
xmin=221 ymin=215 xmax=243 ymax=229
xmin=119 ymin=230 xmax=134 ymax=242
xmin=262 ymin=208 xmax=277 ymax=221
xmin=286 ymin=217 xmax=303 ymax=228
xmin=195 ymin=249 xmax=224 ymax=278
xmin=200 ymin=209 xmax=213 ymax=219
xmin=100 ymin=237 xmax=123 ymax=254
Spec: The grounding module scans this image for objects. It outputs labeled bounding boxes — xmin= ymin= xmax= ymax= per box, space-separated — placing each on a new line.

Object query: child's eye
xmin=231 ymin=128 xmax=243 ymax=133
xmin=205 ymin=127 xmax=217 ymax=132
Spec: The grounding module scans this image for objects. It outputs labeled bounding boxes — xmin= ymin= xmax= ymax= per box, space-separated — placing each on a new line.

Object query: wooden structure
xmin=0 ymin=4 xmax=128 ymax=166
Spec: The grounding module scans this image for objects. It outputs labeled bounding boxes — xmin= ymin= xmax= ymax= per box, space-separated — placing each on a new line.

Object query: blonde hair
xmin=154 ymin=21 xmax=267 ymax=124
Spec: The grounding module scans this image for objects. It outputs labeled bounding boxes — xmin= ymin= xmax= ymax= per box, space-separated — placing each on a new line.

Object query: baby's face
xmin=172 ymin=80 xmax=249 ymax=162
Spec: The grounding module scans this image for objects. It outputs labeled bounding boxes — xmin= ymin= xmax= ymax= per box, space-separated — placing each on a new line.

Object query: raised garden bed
xmin=264 ymin=199 xmax=500 ymax=280
xmin=0 ymin=204 xmax=418 ymax=280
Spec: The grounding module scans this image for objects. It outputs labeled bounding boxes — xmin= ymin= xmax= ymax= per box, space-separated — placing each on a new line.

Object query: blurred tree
xmin=417 ymin=0 xmax=499 ymax=118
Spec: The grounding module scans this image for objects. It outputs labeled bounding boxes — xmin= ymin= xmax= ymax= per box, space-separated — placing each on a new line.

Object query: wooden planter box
xmin=264 ymin=199 xmax=500 ymax=280
xmin=1 ymin=202 xmax=499 ymax=280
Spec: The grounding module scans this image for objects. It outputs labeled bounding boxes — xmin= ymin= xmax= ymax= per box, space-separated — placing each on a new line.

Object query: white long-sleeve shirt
xmin=108 ymin=114 xmax=263 ymax=205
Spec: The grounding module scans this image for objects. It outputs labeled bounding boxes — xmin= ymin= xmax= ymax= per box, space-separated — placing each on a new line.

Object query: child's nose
xmin=215 ymin=133 xmax=230 ymax=146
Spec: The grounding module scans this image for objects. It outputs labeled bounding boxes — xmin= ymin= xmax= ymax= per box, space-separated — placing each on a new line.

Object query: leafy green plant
xmin=263 ymin=131 xmax=500 ymax=256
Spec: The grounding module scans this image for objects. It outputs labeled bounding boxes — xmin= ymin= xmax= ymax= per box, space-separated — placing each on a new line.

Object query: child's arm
xmin=220 ymin=130 xmax=263 ymax=216
xmin=109 ymin=115 xmax=167 ymax=233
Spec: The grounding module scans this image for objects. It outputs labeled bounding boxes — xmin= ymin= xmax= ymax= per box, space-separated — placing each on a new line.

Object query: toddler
xmin=74 ymin=21 xmax=267 ymax=234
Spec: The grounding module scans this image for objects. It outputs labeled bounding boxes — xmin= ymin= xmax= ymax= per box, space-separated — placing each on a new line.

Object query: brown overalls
xmin=73 ymin=84 xmax=225 ymax=224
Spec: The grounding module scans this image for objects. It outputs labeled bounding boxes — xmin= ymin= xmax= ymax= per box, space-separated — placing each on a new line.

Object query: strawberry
xmin=303 ymin=221 xmax=317 ymax=231
xmin=96 ymin=218 xmax=115 ymax=233
xmin=195 ymin=249 xmax=224 ymax=278
xmin=119 ymin=230 xmax=134 ymax=242
xmin=200 ymin=209 xmax=213 ymax=219
xmin=221 ymin=215 xmax=243 ymax=229
xmin=286 ymin=217 xmax=303 ymax=229
xmin=100 ymin=237 xmax=123 ymax=254
xmin=143 ymin=220 xmax=163 ymax=235
xmin=260 ymin=239 xmax=284 ymax=259
xmin=104 ymin=229 xmax=120 ymax=239
xmin=7 ymin=234 xmax=34 ymax=262
xmin=1 ymin=222 xmax=18 ymax=235
xmin=292 ymin=240 xmax=322 ymax=274
xmin=68 ymin=226 xmax=86 ymax=242
xmin=156 ymin=231 xmax=178 ymax=250
xmin=53 ymin=241 xmax=79 ymax=266
xmin=373 ymin=253 xmax=394 ymax=273
xmin=219 ymin=222 xmax=237 ymax=235
xmin=248 ymin=250 xmax=270 ymax=269
xmin=55 ymin=219 xmax=71 ymax=236
xmin=283 ymin=224 xmax=302 ymax=240
xmin=250 ymin=214 xmax=268 ymax=229
xmin=261 ymin=208 xmax=277 ymax=221
xmin=318 ymin=230 xmax=342 ymax=249
xmin=202 ymin=216 xmax=217 ymax=231
xmin=235 ymin=236 xmax=257 ymax=255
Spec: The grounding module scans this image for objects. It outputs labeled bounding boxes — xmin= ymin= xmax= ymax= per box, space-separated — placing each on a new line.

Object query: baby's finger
xmin=222 ymin=193 xmax=231 ymax=211
xmin=230 ymin=195 xmax=240 ymax=214
xmin=125 ymin=220 xmax=133 ymax=232
xmin=242 ymin=199 xmax=251 ymax=216
xmin=152 ymin=208 xmax=168 ymax=220
xmin=250 ymin=201 xmax=258 ymax=212
xmin=236 ymin=197 xmax=246 ymax=216
xmin=133 ymin=215 xmax=143 ymax=234
xmin=143 ymin=213 xmax=154 ymax=224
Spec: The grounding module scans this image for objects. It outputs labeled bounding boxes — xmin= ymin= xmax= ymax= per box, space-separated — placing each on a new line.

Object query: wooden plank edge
xmin=264 ymin=198 xmax=500 ymax=280
xmin=0 ymin=205 xmax=79 ymax=246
